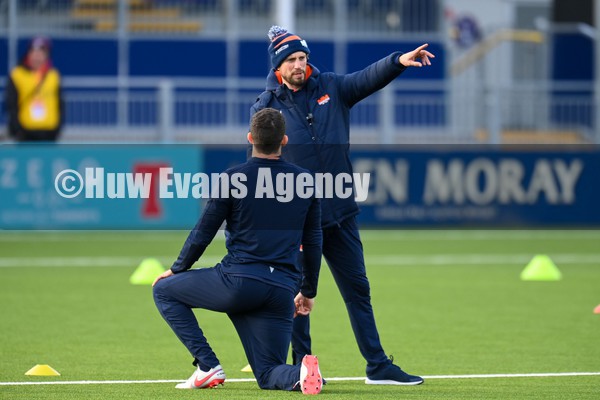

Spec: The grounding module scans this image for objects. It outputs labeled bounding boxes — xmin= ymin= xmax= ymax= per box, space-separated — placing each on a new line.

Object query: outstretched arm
xmin=399 ymin=43 xmax=435 ymax=67
xmin=339 ymin=44 xmax=435 ymax=107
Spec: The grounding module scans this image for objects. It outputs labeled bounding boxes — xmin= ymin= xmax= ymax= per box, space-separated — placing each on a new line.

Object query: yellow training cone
xmin=130 ymin=258 xmax=165 ymax=285
xmin=25 ymin=364 xmax=61 ymax=376
xmin=241 ymin=364 xmax=252 ymax=372
xmin=520 ymin=255 xmax=562 ymax=281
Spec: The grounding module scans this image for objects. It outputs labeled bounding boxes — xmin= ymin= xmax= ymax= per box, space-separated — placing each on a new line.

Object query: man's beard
xmin=286 ymin=70 xmax=305 ymax=87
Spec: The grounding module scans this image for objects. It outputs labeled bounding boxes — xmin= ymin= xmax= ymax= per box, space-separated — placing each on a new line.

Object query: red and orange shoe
xmin=300 ymin=355 xmax=322 ymax=395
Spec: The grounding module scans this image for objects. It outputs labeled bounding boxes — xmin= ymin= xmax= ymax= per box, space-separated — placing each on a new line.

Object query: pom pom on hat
xmin=268 ymin=25 xmax=289 ymax=41
xmin=267 ymin=25 xmax=310 ymax=69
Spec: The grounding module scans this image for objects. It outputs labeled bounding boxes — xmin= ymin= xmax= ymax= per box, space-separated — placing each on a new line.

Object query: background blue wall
xmin=5 ymin=38 xmax=445 ymax=79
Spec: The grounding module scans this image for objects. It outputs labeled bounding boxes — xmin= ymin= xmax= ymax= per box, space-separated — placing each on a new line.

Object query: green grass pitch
xmin=1 ymin=230 xmax=599 ymax=399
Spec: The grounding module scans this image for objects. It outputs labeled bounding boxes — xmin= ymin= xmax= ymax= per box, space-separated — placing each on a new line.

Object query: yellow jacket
xmin=8 ymin=65 xmax=62 ymax=132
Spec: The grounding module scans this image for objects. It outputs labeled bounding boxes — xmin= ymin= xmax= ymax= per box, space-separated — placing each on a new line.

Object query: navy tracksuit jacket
xmin=250 ymin=53 xmax=408 ymax=376
xmin=153 ymin=157 xmax=322 ymax=390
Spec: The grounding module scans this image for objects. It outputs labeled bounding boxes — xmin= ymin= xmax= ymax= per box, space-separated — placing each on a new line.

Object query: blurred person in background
xmin=4 ymin=36 xmax=64 ymax=142
xmin=250 ymin=26 xmax=434 ymax=386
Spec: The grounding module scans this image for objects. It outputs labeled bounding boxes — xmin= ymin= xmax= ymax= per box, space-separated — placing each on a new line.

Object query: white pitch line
xmin=0 ymin=256 xmax=222 ymax=268
xmin=0 ymin=379 xmax=252 ymax=386
xmin=423 ymin=372 xmax=600 ymax=379
xmin=366 ymin=254 xmax=600 ymax=265
xmin=360 ymin=230 xmax=600 ymax=241
xmin=2 ymin=372 xmax=600 ymax=386
xmin=1 ymin=230 xmax=600 ymax=242
xmin=0 ymin=230 xmax=225 ymax=242
xmin=1 ymin=254 xmax=600 ymax=268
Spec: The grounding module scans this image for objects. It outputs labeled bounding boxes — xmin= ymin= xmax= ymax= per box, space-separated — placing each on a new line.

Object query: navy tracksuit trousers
xmin=292 ymin=216 xmax=389 ymax=375
xmin=153 ymin=264 xmax=301 ymax=390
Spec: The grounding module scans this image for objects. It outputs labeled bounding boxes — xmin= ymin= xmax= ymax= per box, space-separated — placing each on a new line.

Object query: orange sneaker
xmin=300 ymin=355 xmax=322 ymax=395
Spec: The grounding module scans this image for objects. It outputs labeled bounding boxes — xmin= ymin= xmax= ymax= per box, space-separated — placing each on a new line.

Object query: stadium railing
xmin=0 ymin=77 xmax=593 ymax=144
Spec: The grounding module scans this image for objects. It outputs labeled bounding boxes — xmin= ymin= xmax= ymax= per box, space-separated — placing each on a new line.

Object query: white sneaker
xmin=175 ymin=365 xmax=226 ymax=389
xmin=300 ymin=355 xmax=322 ymax=395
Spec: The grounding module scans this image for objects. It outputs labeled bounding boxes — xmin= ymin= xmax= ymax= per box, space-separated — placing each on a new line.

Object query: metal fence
xmin=0 ymin=77 xmax=594 ymax=144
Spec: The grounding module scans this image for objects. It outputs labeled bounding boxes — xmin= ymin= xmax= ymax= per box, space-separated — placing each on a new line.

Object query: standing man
xmin=250 ymin=26 xmax=435 ymax=385
xmin=4 ymin=36 xmax=64 ymax=142
xmin=153 ymin=108 xmax=323 ymax=394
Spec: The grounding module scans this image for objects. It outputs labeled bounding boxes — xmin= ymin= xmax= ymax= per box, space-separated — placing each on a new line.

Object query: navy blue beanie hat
xmin=268 ymin=26 xmax=310 ymax=69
